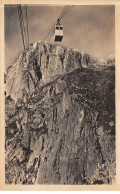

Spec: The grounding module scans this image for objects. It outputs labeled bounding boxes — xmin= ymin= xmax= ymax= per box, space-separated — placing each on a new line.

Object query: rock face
xmin=5 ymin=42 xmax=84 ymax=101
xmin=5 ymin=41 xmax=115 ymax=185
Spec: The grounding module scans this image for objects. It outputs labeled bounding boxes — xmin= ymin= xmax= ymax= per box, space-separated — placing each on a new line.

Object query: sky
xmin=5 ymin=4 xmax=115 ymax=68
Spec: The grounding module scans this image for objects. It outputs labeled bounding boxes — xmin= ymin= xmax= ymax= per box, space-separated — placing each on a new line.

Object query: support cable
xmin=25 ymin=5 xmax=29 ymax=47
xmin=60 ymin=5 xmax=74 ymax=20
xmin=18 ymin=4 xmax=28 ymax=48
xmin=17 ymin=4 xmax=26 ymax=50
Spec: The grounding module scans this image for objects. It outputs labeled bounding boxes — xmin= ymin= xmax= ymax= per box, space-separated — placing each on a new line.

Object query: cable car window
xmin=60 ymin=27 xmax=63 ymax=30
xmin=56 ymin=26 xmax=59 ymax=30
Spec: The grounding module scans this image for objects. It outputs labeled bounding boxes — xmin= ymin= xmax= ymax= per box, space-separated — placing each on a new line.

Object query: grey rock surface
xmin=5 ymin=41 xmax=115 ymax=185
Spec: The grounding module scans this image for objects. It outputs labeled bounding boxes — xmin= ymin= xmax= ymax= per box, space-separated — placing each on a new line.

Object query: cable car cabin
xmin=54 ymin=24 xmax=63 ymax=42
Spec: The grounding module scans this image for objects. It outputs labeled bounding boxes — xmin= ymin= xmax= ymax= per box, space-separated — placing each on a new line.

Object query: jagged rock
xmin=5 ymin=41 xmax=115 ymax=185
xmin=5 ymin=42 xmax=83 ymax=101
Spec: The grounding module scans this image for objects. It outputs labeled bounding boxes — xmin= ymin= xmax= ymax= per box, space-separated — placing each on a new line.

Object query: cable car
xmin=54 ymin=18 xmax=63 ymax=42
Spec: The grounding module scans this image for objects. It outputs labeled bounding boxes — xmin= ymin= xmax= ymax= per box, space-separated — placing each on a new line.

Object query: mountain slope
xmin=5 ymin=42 xmax=115 ymax=185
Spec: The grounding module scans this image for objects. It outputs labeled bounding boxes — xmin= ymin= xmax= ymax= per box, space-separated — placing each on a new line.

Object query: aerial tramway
xmin=17 ymin=4 xmax=74 ymax=51
xmin=44 ymin=5 xmax=74 ymax=42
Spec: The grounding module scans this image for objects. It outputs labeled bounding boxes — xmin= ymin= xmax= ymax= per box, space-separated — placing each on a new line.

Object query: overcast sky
xmin=5 ymin=4 xmax=115 ymax=68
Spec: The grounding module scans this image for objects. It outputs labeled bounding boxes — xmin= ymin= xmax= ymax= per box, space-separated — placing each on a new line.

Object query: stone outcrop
xmin=5 ymin=42 xmax=84 ymax=101
xmin=5 ymin=41 xmax=115 ymax=185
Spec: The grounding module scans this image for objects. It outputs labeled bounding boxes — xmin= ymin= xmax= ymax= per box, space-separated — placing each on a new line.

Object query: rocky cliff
xmin=5 ymin=41 xmax=83 ymax=101
xmin=5 ymin=41 xmax=115 ymax=185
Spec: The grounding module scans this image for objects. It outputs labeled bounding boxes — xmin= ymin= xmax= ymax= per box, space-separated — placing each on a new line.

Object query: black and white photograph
xmin=0 ymin=0 xmax=118 ymax=189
